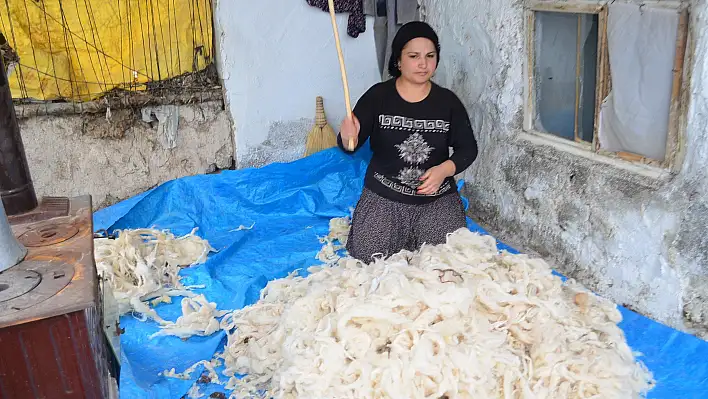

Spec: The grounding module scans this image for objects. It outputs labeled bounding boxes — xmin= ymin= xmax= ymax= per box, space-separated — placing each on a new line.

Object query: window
xmin=524 ymin=1 xmax=689 ymax=169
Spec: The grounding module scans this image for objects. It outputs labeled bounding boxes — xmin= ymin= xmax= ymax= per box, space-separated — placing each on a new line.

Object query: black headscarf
xmin=388 ymin=21 xmax=441 ymax=78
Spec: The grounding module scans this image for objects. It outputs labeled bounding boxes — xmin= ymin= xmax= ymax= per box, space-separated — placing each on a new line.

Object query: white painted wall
xmin=214 ymin=1 xmax=381 ymax=167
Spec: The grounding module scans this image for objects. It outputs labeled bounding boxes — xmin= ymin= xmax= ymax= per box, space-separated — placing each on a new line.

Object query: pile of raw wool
xmin=94 ymin=228 xmax=221 ymax=335
xmin=218 ymin=228 xmax=654 ymax=398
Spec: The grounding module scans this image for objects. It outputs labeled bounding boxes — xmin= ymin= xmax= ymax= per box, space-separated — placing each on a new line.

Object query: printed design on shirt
xmin=395 ymin=167 xmax=425 ymax=188
xmin=374 ymin=172 xmax=452 ymax=197
xmin=395 ymin=133 xmax=434 ymax=164
xmin=379 ymin=115 xmax=450 ymax=133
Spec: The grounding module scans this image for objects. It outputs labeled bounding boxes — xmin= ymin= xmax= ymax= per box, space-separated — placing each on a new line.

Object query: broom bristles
xmin=304 ymin=124 xmax=338 ymax=156
xmin=304 ymin=96 xmax=339 ymax=156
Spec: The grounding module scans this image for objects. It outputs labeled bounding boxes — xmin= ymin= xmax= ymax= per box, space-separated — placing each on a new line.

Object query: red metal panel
xmin=0 ymin=310 xmax=104 ymax=399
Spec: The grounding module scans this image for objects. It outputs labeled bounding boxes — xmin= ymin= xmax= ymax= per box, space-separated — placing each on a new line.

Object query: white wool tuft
xmin=94 ymin=228 xmax=226 ymax=337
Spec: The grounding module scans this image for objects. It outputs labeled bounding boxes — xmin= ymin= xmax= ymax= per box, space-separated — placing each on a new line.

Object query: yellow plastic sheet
xmin=1 ymin=0 xmax=213 ymax=101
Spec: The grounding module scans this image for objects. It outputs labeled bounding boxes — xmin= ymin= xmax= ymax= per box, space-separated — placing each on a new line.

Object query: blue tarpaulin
xmin=94 ymin=146 xmax=708 ymax=398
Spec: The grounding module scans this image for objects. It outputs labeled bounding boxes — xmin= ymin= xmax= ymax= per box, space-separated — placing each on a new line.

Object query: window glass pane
xmin=534 ymin=12 xmax=598 ymax=142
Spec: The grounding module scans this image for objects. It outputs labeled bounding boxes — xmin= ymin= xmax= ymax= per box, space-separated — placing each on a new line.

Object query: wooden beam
xmin=574 ymin=14 xmax=582 ymax=143
xmin=524 ymin=9 xmax=537 ymax=132
xmin=664 ymin=8 xmax=689 ymax=168
xmin=593 ymin=6 xmax=609 ymax=152
xmin=13 ymin=88 xmax=223 ymax=118
xmin=524 ymin=1 xmax=603 ymax=14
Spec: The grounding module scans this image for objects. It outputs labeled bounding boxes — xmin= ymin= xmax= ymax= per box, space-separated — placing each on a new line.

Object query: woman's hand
xmin=340 ymin=114 xmax=360 ymax=150
xmin=418 ymin=160 xmax=456 ymax=195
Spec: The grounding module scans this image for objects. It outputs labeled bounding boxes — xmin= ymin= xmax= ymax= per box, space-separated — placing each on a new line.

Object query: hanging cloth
xmin=306 ymin=0 xmax=367 ymax=38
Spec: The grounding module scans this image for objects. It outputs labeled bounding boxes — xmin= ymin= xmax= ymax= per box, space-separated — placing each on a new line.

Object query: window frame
xmin=523 ymin=0 xmax=690 ymax=171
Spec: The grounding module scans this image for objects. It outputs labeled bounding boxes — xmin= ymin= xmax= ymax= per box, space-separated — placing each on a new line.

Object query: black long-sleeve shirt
xmin=338 ymin=79 xmax=478 ymax=205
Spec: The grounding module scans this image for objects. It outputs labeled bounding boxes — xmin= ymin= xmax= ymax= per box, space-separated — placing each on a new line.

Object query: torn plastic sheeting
xmin=141 ymin=105 xmax=180 ymax=149
xmin=598 ymin=3 xmax=679 ymax=160
xmin=94 ymin=146 xmax=708 ymax=398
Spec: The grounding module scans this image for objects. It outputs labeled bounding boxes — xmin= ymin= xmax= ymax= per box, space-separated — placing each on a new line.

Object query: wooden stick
xmin=327 ymin=0 xmax=355 ymax=151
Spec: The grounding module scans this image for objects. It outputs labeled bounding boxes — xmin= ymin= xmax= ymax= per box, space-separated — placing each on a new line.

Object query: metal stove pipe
xmin=0 ymin=43 xmax=38 ymax=216
xmin=0 ymin=200 xmax=26 ymax=273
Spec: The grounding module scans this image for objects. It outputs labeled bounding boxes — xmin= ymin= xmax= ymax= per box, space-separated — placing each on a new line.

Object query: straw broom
xmin=304 ymin=96 xmax=338 ymax=156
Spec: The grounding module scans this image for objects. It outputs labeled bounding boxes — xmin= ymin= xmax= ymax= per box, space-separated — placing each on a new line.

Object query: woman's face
xmin=398 ymin=37 xmax=437 ymax=84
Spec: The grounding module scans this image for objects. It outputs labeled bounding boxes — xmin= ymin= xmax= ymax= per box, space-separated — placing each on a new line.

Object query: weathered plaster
xmin=422 ymin=0 xmax=708 ymax=337
xmin=213 ymin=0 xmax=381 ymax=167
xmin=18 ymin=101 xmax=233 ymax=210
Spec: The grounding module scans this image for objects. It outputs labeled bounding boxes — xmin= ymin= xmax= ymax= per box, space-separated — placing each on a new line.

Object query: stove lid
xmin=0 ymin=196 xmax=97 ymax=329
